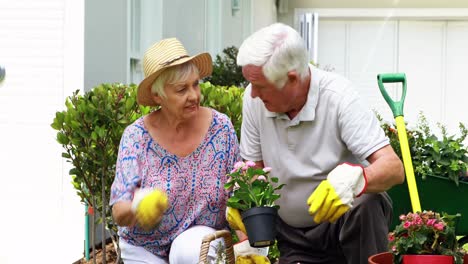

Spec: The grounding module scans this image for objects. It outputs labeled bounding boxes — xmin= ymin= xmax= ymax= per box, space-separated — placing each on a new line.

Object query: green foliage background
xmin=204 ymin=46 xmax=248 ymax=88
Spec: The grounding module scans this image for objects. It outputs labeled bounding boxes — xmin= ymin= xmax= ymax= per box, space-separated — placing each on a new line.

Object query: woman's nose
xmin=188 ymin=86 xmax=199 ymax=100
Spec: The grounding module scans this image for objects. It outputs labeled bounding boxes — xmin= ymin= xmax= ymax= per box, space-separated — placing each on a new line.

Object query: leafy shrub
xmin=51 ymin=83 xmax=151 ymax=259
xmin=200 ymin=82 xmax=244 ymax=139
xmin=204 ymin=46 xmax=248 ymax=87
xmin=379 ymin=112 xmax=468 ymax=185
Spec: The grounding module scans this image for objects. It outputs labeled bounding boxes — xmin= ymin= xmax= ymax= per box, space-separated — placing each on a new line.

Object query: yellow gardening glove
xmin=307 ymin=163 xmax=367 ymax=223
xmin=131 ymin=189 xmax=169 ymax=230
xmin=226 ymin=207 xmax=247 ymax=234
xmin=236 ymin=255 xmax=270 ymax=264
xmin=234 ymin=240 xmax=270 ymax=264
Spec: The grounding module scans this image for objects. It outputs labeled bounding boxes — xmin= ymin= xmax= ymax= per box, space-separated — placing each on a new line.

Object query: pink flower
xmin=427 ymin=219 xmax=436 ymax=226
xmin=392 ymin=246 xmax=397 ymax=252
xmin=257 ymin=175 xmax=267 ymax=182
xmin=234 ymin=161 xmax=245 ymax=170
xmin=434 ymin=223 xmax=444 ymax=231
xmin=245 ymin=160 xmax=256 ymax=168
xmin=263 ymin=167 xmax=272 ymax=173
xmin=403 ymin=221 xmax=412 ymax=229
xmin=388 ymin=233 xmax=395 ymax=242
xmin=399 ymin=214 xmax=406 ymax=221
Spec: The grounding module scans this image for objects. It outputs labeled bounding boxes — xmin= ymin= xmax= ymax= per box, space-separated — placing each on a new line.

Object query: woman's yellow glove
xmin=226 ymin=207 xmax=247 ymax=233
xmin=131 ymin=189 xmax=169 ymax=230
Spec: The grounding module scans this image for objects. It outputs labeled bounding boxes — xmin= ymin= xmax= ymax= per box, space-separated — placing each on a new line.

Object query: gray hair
xmin=151 ymin=61 xmax=199 ymax=98
xmin=237 ymin=23 xmax=309 ymax=89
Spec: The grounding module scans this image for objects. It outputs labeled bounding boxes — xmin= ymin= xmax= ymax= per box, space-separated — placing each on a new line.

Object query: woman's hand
xmin=132 ymin=189 xmax=169 ymax=230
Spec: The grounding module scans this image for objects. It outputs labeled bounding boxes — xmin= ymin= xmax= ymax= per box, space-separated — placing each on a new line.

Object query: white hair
xmin=151 ymin=62 xmax=199 ymax=98
xmin=237 ymin=23 xmax=309 ymax=89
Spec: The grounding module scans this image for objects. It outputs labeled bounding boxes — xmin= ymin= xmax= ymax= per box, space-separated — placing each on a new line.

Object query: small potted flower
xmin=370 ymin=210 xmax=466 ymax=264
xmin=224 ymin=161 xmax=285 ymax=247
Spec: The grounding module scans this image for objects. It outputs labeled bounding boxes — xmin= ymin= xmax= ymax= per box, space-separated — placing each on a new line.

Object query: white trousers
xmin=120 ymin=225 xmax=223 ymax=264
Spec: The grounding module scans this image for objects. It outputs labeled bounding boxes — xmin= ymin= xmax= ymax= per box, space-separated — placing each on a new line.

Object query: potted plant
xmin=224 ymin=161 xmax=285 ymax=247
xmin=378 ymin=112 xmax=468 ymax=236
xmin=384 ymin=210 xmax=466 ymax=264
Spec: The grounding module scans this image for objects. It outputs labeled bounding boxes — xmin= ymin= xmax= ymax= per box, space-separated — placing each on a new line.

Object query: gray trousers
xmin=276 ymin=193 xmax=393 ymax=264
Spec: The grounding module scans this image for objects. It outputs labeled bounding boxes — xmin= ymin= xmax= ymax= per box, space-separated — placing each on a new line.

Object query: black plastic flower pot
xmin=241 ymin=206 xmax=278 ymax=248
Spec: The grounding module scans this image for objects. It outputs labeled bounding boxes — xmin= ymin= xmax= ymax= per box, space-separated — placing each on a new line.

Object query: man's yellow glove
xmin=307 ymin=163 xmax=367 ymax=223
xmin=226 ymin=207 xmax=247 ymax=233
xmin=131 ymin=189 xmax=169 ymax=230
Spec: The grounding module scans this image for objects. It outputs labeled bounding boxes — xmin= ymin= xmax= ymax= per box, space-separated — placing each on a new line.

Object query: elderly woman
xmin=110 ymin=38 xmax=240 ymax=263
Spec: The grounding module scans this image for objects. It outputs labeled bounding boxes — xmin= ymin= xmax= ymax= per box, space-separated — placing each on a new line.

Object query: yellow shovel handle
xmin=395 ymin=116 xmax=421 ymax=212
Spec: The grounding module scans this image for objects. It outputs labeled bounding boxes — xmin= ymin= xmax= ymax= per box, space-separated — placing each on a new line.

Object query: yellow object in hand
xmin=236 ymin=255 xmax=270 ymax=264
xmin=307 ymin=180 xmax=350 ymax=223
xmin=226 ymin=207 xmax=247 ymax=233
xmin=135 ymin=189 xmax=168 ymax=230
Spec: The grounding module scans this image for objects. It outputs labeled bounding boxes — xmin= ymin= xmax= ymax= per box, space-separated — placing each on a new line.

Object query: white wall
xmin=295 ymin=8 xmax=468 ymax=137
xmin=85 ymin=0 xmax=128 ymax=91
xmin=279 ymin=0 xmax=468 ymax=25
xmin=0 ymin=0 xmax=84 ymax=263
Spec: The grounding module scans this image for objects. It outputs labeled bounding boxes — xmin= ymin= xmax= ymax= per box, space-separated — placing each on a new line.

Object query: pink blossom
xmin=427 ymin=219 xmax=436 ymax=226
xmin=245 ymin=160 xmax=256 ymax=168
xmin=234 ymin=161 xmax=245 ymax=170
xmin=257 ymin=175 xmax=267 ymax=182
xmin=403 ymin=221 xmax=412 ymax=229
xmin=392 ymin=246 xmax=397 ymax=252
xmin=399 ymin=214 xmax=406 ymax=221
xmin=434 ymin=223 xmax=444 ymax=231
xmin=263 ymin=167 xmax=272 ymax=173
xmin=388 ymin=234 xmax=395 ymax=241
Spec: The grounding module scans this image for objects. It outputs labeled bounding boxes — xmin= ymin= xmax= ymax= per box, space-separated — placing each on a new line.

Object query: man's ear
xmin=287 ymin=70 xmax=299 ymax=84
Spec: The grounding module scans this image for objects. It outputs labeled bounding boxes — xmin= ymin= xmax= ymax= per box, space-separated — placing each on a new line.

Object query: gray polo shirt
xmin=240 ymin=65 xmax=389 ymax=227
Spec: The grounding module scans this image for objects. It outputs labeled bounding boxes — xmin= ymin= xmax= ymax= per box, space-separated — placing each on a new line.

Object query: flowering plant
xmin=224 ymin=161 xmax=285 ymax=211
xmin=388 ymin=210 xmax=465 ymax=263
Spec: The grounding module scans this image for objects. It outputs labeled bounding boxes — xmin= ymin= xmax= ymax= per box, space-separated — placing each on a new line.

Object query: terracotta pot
xmin=402 ymin=254 xmax=453 ymax=264
xmin=368 ymin=252 xmax=393 ymax=264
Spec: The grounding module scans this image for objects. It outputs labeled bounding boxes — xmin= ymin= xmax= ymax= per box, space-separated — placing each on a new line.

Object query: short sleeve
xmin=338 ymin=86 xmax=389 ymax=161
xmin=240 ymin=85 xmax=263 ymax=162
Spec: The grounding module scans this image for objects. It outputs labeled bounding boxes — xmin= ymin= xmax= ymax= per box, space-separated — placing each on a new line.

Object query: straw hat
xmin=137 ymin=38 xmax=213 ymax=106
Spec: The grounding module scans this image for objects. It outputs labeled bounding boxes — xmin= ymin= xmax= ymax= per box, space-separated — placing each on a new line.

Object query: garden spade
xmin=377 ymin=73 xmax=422 ymax=213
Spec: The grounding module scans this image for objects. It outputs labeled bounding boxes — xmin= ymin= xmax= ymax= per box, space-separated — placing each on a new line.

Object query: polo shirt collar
xmin=265 ymin=64 xmax=319 ymax=122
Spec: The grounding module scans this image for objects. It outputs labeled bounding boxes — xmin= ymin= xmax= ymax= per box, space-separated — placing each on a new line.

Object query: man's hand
xmin=307 ymin=163 xmax=367 ymax=223
xmin=226 ymin=207 xmax=247 ymax=234
xmin=131 ymin=189 xmax=168 ymax=230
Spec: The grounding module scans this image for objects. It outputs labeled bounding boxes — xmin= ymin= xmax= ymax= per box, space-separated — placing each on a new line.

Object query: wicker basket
xmin=198 ymin=229 xmax=235 ymax=264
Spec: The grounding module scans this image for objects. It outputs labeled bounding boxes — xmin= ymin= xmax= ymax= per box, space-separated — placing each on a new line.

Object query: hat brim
xmin=137 ymin=52 xmax=213 ymax=106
